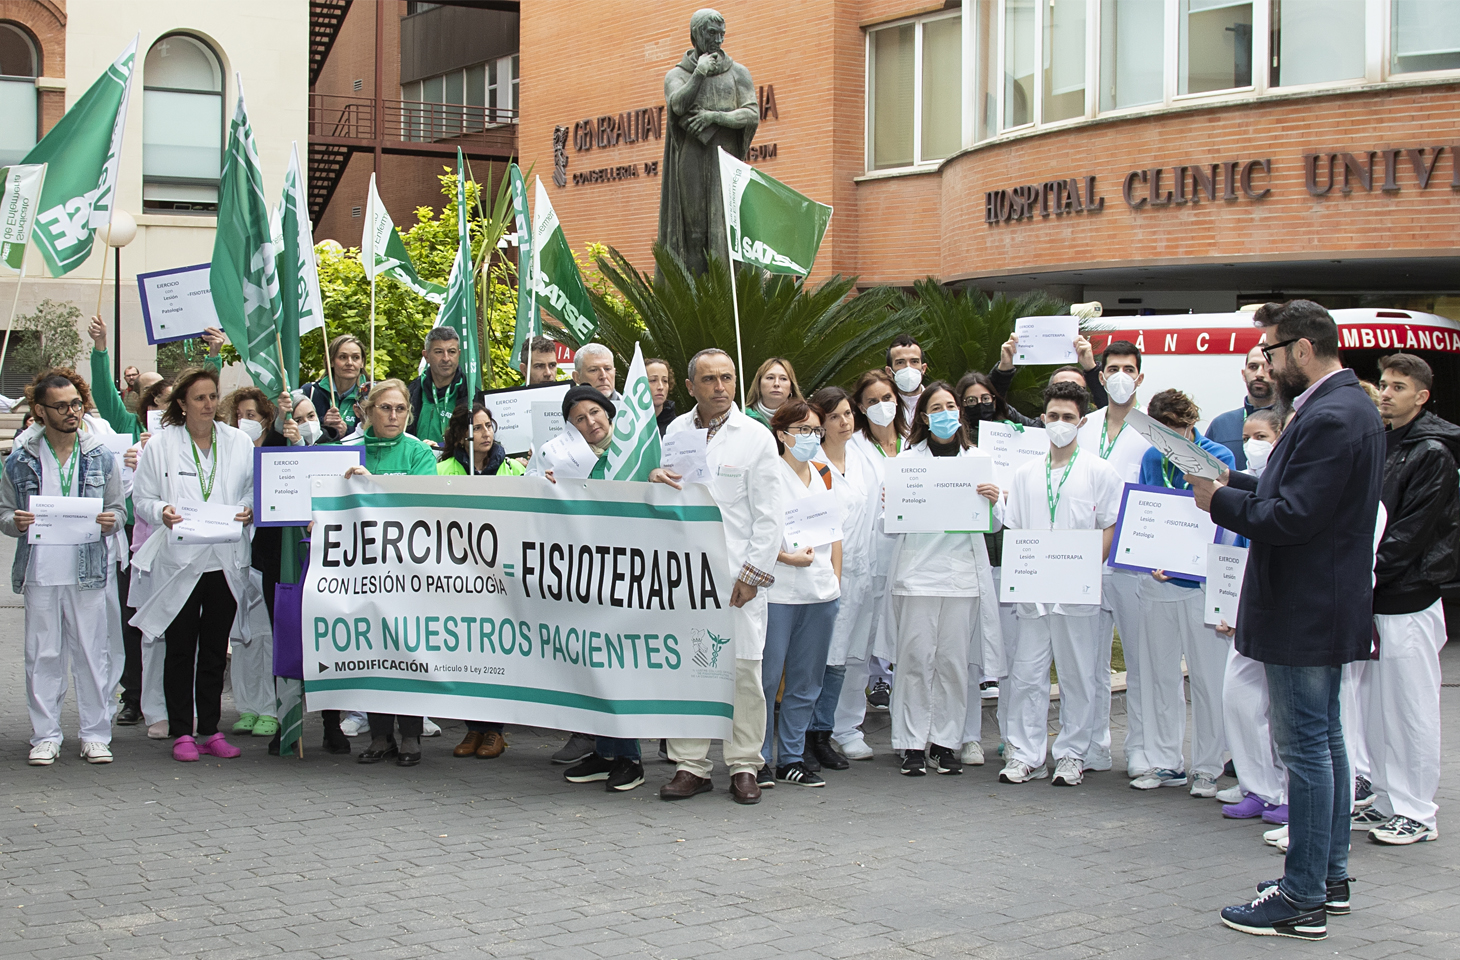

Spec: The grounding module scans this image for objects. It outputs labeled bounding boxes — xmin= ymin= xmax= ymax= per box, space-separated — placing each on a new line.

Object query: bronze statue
xmin=657 ymin=9 xmax=758 ymax=275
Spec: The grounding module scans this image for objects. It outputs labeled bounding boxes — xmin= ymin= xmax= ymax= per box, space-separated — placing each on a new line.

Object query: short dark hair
xmin=1146 ymin=388 xmax=1201 ymax=429
xmin=1379 ymin=353 xmax=1434 ymax=394
xmin=906 ymin=380 xmax=968 ymax=449
xmin=1043 ymin=379 xmax=1091 ymax=414
xmin=885 ymin=333 xmax=923 ymax=367
xmin=1259 ymin=299 xmax=1339 ymax=359
xmin=1101 ymin=340 xmax=1142 ymax=371
xmin=769 ymin=397 xmax=820 ymax=455
xmin=424 ymin=326 xmax=461 ymax=349
xmin=524 ymin=335 xmax=557 ymax=359
xmin=224 ymin=385 xmax=276 ymax=426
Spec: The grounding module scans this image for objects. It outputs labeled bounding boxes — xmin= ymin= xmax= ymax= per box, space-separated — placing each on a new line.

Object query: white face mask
xmin=238 ymin=418 xmax=264 ymax=442
xmin=1104 ymin=371 xmax=1137 ymax=405
xmin=865 ymin=400 xmax=898 ymax=427
xmin=1044 ymin=420 xmax=1079 ymax=449
xmin=297 ymin=420 xmax=322 ymax=446
xmin=1243 ymin=438 xmax=1273 ymax=471
xmin=893 ymin=366 xmax=923 ymax=394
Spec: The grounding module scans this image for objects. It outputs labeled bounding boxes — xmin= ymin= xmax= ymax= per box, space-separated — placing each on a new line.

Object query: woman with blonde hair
xmin=745 ymin=357 xmax=803 ymax=430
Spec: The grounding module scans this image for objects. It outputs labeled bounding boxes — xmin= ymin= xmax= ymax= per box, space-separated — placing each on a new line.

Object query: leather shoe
xmin=731 ymin=772 xmax=762 ymax=805
xmin=454 ymin=731 xmax=485 ymax=757
xmin=357 ymin=739 xmax=398 ymax=763
xmin=809 ymin=730 xmax=850 ymax=771
xmin=659 ymin=770 xmax=713 ymax=800
xmin=115 ymin=703 xmax=142 ymax=726
xmin=476 ymin=731 xmax=507 ymax=758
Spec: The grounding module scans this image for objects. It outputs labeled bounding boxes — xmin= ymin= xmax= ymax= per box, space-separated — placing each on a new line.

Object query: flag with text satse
xmin=717 ymin=147 xmax=832 ymax=277
xmin=361 ymin=174 xmax=446 ymax=304
xmin=508 ymin=163 xmax=536 ymax=366
xmin=274 ymin=142 xmax=324 ymax=390
xmin=604 ymin=343 xmax=663 ymax=482
xmin=211 ymin=79 xmax=287 ymax=400
xmin=0 ymin=163 xmax=46 ymax=273
xmin=434 ymin=149 xmax=481 ymax=391
xmin=25 ymin=37 xmax=136 ymax=278
xmin=531 ymin=176 xmax=596 ymax=344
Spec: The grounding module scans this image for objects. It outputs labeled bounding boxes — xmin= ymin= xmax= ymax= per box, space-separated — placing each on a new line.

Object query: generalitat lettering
xmin=520 ymin=541 xmax=721 ymax=611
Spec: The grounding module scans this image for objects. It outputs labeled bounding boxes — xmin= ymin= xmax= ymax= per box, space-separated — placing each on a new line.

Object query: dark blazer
xmin=1210 ymin=368 xmax=1385 ymax=667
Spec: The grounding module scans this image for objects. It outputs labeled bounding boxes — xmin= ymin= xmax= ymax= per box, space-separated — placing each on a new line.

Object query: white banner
xmin=302 ymin=475 xmax=736 ymax=738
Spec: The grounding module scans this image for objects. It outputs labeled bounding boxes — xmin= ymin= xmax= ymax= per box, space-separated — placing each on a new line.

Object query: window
xmin=1391 ymin=0 xmax=1460 ymax=75
xmin=487 ymin=54 xmax=517 ymax=118
xmin=1271 ymin=0 xmax=1365 ymax=86
xmin=1004 ymin=0 xmax=1036 ymax=127
xmin=1044 ymin=0 xmax=1088 ymax=122
xmin=142 ymin=34 xmax=223 ymax=213
xmin=973 ymin=1 xmax=998 ymax=141
xmin=868 ymin=13 xmax=962 ymax=170
xmin=922 ymin=18 xmax=962 ymax=161
xmin=1179 ymin=0 xmax=1253 ymax=95
xmin=0 ymin=23 xmax=38 ymax=167
xmin=1100 ymin=0 xmax=1166 ymax=111
xmin=402 ymin=56 xmax=516 ymax=141
xmin=870 ymin=24 xmax=914 ymax=168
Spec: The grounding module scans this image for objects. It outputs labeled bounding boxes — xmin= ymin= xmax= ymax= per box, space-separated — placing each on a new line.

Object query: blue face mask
xmin=928 ymin=409 xmax=961 ymax=440
xmin=789 ymin=432 xmax=822 ymax=462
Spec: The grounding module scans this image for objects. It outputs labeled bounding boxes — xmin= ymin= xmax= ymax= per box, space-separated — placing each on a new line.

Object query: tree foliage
xmin=12 ymin=298 xmax=83 ymax=375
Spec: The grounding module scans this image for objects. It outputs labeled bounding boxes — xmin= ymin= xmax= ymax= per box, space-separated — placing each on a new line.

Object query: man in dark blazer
xmin=1188 ymin=300 xmax=1385 ymax=942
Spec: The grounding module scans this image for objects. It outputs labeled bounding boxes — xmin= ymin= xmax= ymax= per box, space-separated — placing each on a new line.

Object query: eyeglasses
xmin=784 ymin=426 xmax=826 ymax=439
xmin=1260 ymin=338 xmax=1302 ymax=363
xmin=37 ymin=399 xmax=85 ymax=414
xmin=375 ymin=404 xmax=409 ymax=416
xmin=962 ymin=398 xmax=994 ymax=407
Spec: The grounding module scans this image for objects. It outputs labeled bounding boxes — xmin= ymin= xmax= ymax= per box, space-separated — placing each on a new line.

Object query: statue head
xmin=690 ymin=9 xmax=726 ymax=55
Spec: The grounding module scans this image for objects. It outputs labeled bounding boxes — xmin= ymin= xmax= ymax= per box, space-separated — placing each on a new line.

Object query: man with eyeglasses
xmin=1207 ymin=345 xmax=1278 ymax=470
xmin=0 ymin=369 xmax=126 ymax=766
xmin=1187 ymin=301 xmax=1385 ymax=941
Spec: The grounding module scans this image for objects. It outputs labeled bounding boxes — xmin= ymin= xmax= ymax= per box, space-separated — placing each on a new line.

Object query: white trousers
xmin=964 ymin=569 xmax=1020 ymax=745
xmin=1224 ymin=645 xmax=1287 ymax=805
xmin=1096 ymin=570 xmax=1143 ymax=771
xmin=890 ymin=595 xmax=975 ymax=751
xmin=25 ymin=581 xmax=114 ymax=746
xmin=1005 ymin=613 xmax=1105 ymax=767
xmin=1342 ymin=660 xmax=1372 ymax=781
xmin=832 ymin=574 xmax=890 ymax=746
xmin=1364 ymin=602 xmax=1446 ymax=831
xmin=1132 ymin=589 xmax=1228 ymax=778
xmin=105 ymin=562 xmax=126 ymax=699
xmin=141 ymin=635 xmax=169 ymax=726
xmin=669 ymin=657 xmax=766 ymax=778
xmin=231 ymin=634 xmax=277 ymax=718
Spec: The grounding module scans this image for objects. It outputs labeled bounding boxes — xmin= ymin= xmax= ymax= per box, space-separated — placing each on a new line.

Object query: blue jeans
xmin=1265 ymin=663 xmax=1350 ymax=909
xmin=595 ymin=737 xmax=641 ymax=761
xmin=810 ymin=664 xmax=846 ymax=732
xmin=762 ymin=599 xmax=840 ymax=766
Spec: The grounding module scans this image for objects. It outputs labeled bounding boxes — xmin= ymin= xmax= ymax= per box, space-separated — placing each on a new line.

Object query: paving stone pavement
xmin=1 ymin=601 xmax=1457 ymax=960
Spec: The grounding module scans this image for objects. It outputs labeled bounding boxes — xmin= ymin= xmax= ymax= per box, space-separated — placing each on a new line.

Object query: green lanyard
xmin=190 ymin=425 xmax=218 ymax=502
xmin=1099 ymin=417 xmax=1123 ymax=459
xmin=44 ymin=436 xmax=79 ymax=498
xmin=1159 ymin=456 xmax=1189 ymax=490
xmin=1045 ymin=447 xmax=1079 ymax=525
xmin=427 ymin=380 xmax=455 ymax=427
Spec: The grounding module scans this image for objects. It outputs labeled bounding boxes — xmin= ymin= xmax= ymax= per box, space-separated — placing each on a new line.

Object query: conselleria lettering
xmin=520 ymin=541 xmax=721 ymax=612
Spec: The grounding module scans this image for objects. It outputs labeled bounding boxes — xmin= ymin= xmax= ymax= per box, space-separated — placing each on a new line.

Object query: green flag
xmin=26 ymin=37 xmax=136 ymax=278
xmin=361 ymin=174 xmax=445 ymax=303
xmin=434 ymin=149 xmax=481 ymax=391
xmin=604 ymin=342 xmax=663 ymax=482
xmin=531 ymin=176 xmax=596 ymax=343
xmin=273 ymin=142 xmax=325 ymax=391
xmin=210 ymin=78 xmax=286 ymax=400
xmin=718 ymin=146 xmax=832 ymax=276
xmin=0 ymin=163 xmax=47 ymax=273
xmin=275 ymin=678 xmax=304 ymax=759
xmin=507 ymin=163 xmax=536 ymax=367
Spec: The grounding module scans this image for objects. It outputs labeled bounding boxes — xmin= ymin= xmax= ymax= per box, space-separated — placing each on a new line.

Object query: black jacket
xmin=407 ymin=370 xmax=485 ymax=438
xmin=300 ymin=378 xmax=366 ymax=443
xmin=1374 ymin=410 xmax=1460 ymax=615
xmin=1211 ymin=369 xmax=1386 ymax=667
xmin=989 ymin=362 xmax=1107 ymax=416
xmin=656 ymin=399 xmax=677 ymax=437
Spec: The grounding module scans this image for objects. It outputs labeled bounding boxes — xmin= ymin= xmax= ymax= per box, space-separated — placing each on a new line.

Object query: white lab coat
xmin=665 ymin=405 xmax=785 ymax=660
xmin=824 ymin=438 xmax=879 ymax=665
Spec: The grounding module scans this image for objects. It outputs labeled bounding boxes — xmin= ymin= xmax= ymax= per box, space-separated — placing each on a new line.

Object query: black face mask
xmin=963 ymin=399 xmax=997 ymax=423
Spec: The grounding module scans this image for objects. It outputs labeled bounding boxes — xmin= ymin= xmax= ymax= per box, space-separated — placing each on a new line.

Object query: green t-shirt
xmin=417 ymin=380 xmax=458 ymax=444
xmin=352 ymin=429 xmax=439 ymax=476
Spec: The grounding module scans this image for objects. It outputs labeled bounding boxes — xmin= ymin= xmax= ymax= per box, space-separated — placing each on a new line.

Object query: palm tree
xmin=910 ymin=279 xmax=1067 ymax=415
xmin=583 ymin=244 xmax=920 ymax=414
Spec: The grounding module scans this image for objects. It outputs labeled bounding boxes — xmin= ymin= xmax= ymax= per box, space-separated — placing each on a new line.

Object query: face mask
xmin=238 ymin=418 xmax=264 ymax=442
xmin=298 ymin=420 xmax=322 ymax=446
xmin=1104 ymin=371 xmax=1137 ymax=405
xmin=964 ymin=399 xmax=996 ymax=421
xmin=893 ymin=366 xmax=923 ymax=394
xmin=865 ymin=400 xmax=897 ymax=427
xmin=788 ymin=432 xmax=822 ymax=462
xmin=1044 ymin=420 xmax=1079 ymax=449
xmin=928 ymin=409 xmax=961 ymax=441
xmin=1244 ymin=438 xmax=1272 ymax=471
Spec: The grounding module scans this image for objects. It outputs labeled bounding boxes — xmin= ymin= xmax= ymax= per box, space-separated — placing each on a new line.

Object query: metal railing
xmin=308 ymin=93 xmax=517 ymax=149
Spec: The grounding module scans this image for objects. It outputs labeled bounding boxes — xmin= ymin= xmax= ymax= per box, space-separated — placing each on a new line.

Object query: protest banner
xmin=301 ymin=475 xmax=736 ymax=739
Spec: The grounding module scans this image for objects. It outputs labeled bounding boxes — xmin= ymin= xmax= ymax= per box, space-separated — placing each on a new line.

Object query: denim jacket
xmin=0 ymin=427 xmax=125 ymax=592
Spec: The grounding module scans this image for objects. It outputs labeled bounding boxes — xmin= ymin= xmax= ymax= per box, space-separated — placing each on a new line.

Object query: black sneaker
xmin=564 ymin=753 xmax=615 ymax=783
xmin=755 ymin=764 xmax=776 ymax=789
xmin=1353 ymin=774 xmax=1374 ymax=807
xmin=867 ymin=679 xmax=891 ymax=710
xmin=776 ymin=761 xmax=825 ymax=787
xmin=658 ymin=738 xmax=671 ymax=763
xmin=605 ymin=757 xmax=645 ymax=792
xmin=1221 ymin=886 xmax=1327 ymax=940
xmin=116 ymin=702 xmax=142 ymax=725
xmin=901 ymin=749 xmax=927 ymax=777
xmin=808 ymin=730 xmax=850 ymax=771
xmin=927 ymin=744 xmax=963 ymax=775
xmin=1257 ymin=877 xmax=1351 ymax=916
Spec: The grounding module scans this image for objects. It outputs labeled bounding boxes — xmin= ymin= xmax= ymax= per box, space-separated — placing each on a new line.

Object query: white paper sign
xmin=1013 ymin=315 xmax=1079 ymax=366
xmin=485 ymin=382 xmax=572 ymax=454
xmin=27 ymin=496 xmax=104 ymax=544
xmin=146 ymin=410 xmax=163 ymax=436
xmin=137 ymin=264 xmax=221 ymax=344
xmin=531 ymin=401 xmax=565 ymax=451
xmin=1204 ymin=543 xmax=1249 ymax=626
xmin=661 ymin=428 xmax=710 ymax=484
xmin=540 ymin=428 xmax=598 ymax=480
xmin=884 ymin=456 xmax=994 ymax=533
xmin=1109 ymin=485 xmax=1216 ymax=580
xmin=1003 ymin=529 xmax=1104 ymax=605
xmin=255 ymin=448 xmax=367 ymax=526
xmin=976 ymin=421 xmax=1047 ymax=490
xmin=97 ymin=432 xmax=137 ymax=485
xmin=783 ymin=490 xmax=843 ymax=551
xmin=1123 ymin=408 xmax=1228 ymax=480
xmin=173 ymin=499 xmax=243 ymax=544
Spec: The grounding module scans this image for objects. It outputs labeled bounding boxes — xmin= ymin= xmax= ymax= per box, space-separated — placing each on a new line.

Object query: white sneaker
xmin=1368 ymin=815 xmax=1439 ymax=845
xmin=1084 ymin=755 xmax=1113 ymax=772
xmin=835 ymin=736 xmax=874 ymax=761
xmin=1274 ymin=834 xmax=1289 ymax=854
xmin=339 ymin=717 xmax=366 ymax=737
xmin=960 ymin=741 xmax=985 ymax=766
xmin=80 ymin=741 xmax=113 ymax=764
xmin=421 ymin=718 xmax=442 ymax=737
xmin=1051 ymin=756 xmax=1083 ymax=786
xmin=1190 ymin=774 xmax=1219 ymax=798
xmin=1263 ymin=824 xmax=1288 ymax=847
xmin=1130 ymin=768 xmax=1188 ymax=790
xmin=28 ymin=741 xmax=60 ymax=765
xmin=1216 ymin=784 xmax=1245 ymax=804
xmin=998 ymin=760 xmax=1048 ymax=784
xmin=147 ymin=720 xmax=169 ymax=740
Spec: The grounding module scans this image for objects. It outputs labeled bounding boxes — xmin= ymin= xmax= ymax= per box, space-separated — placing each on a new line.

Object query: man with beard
xmin=1187 ymin=301 xmax=1384 ymax=941
xmin=1207 ymin=345 xmax=1277 ymax=469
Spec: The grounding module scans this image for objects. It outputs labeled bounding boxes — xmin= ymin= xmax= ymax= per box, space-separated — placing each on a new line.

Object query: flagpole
xmin=0 ymin=255 xmax=28 ymax=387
xmin=93 ymin=228 xmax=110 ymax=318
xmin=368 ymin=272 xmax=376 ymax=382
xmin=321 ymin=324 xmax=336 ymax=398
xmin=722 ymin=211 xmax=746 ymax=410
